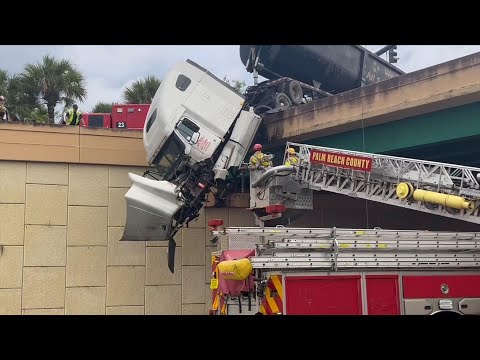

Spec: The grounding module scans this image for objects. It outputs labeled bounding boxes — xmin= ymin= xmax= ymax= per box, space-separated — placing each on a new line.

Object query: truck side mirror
xmin=190 ymin=132 xmax=200 ymax=144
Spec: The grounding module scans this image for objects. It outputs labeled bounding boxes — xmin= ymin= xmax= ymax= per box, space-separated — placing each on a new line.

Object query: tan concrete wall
xmin=0 ymin=160 xmax=256 ymax=315
xmin=0 ymin=122 xmax=148 ymax=166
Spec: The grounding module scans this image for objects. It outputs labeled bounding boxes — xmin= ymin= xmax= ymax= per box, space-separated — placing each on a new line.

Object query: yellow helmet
xmin=288 ymin=147 xmax=296 ymax=154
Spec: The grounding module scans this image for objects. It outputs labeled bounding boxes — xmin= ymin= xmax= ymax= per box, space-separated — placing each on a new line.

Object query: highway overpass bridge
xmin=262 ymin=51 xmax=480 ymax=166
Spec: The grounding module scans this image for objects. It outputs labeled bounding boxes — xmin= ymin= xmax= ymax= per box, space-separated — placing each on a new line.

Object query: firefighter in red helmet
xmin=249 ymin=143 xmax=273 ymax=169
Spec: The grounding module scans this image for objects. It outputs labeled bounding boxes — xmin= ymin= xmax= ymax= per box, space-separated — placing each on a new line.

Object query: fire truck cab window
xmin=176 ymin=75 xmax=191 ymax=91
xmin=146 ymin=108 xmax=157 ymax=133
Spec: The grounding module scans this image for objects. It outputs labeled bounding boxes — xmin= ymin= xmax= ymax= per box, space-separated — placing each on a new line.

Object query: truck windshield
xmin=151 ymin=133 xmax=185 ymax=180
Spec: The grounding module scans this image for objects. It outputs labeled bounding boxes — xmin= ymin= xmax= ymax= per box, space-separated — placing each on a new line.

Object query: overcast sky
xmin=1 ymin=45 xmax=480 ymax=113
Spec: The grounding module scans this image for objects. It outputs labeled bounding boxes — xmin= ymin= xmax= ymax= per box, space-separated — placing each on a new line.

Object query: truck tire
xmin=281 ymin=80 xmax=303 ymax=105
xmin=273 ymin=92 xmax=292 ymax=109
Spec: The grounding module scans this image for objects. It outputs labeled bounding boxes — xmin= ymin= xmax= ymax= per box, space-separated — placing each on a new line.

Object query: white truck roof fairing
xmin=143 ymin=59 xmax=246 ymax=164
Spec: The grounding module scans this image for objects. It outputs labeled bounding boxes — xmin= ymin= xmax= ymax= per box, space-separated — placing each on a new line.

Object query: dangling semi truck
xmin=121 ymin=59 xmax=262 ymax=271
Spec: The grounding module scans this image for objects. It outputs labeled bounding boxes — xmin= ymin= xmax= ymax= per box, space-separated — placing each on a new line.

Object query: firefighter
xmin=284 ymin=147 xmax=299 ymax=167
xmin=249 ymin=143 xmax=272 ymax=169
xmin=63 ymin=104 xmax=83 ymax=125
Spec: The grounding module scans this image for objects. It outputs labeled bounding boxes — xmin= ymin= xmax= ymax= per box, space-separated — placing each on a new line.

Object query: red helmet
xmin=253 ymin=143 xmax=262 ymax=151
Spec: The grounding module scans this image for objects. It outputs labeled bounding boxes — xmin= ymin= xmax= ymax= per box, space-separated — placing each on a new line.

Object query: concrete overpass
xmin=262 ymin=51 xmax=480 ymax=166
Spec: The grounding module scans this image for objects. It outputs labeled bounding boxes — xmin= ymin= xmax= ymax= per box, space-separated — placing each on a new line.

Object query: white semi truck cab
xmin=121 ymin=59 xmax=262 ymax=271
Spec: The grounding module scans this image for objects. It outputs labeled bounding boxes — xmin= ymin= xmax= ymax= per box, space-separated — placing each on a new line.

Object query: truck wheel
xmin=273 ymin=92 xmax=292 ymax=109
xmin=282 ymin=80 xmax=303 ymax=105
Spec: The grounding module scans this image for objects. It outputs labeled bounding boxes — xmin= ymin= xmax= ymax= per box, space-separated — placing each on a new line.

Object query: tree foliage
xmin=91 ymin=101 xmax=113 ymax=113
xmin=21 ymin=55 xmax=87 ymax=123
xmin=2 ymin=57 xmax=168 ymax=124
xmin=223 ymin=76 xmax=247 ymax=94
xmin=0 ymin=69 xmax=8 ymax=97
xmin=123 ymin=75 xmax=161 ymax=104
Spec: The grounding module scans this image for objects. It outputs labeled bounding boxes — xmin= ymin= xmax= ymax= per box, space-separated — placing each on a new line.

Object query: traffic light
xmin=388 ymin=46 xmax=398 ymax=63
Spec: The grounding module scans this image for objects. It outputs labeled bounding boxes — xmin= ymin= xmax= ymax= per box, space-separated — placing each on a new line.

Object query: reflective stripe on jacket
xmin=66 ymin=108 xmax=82 ymax=125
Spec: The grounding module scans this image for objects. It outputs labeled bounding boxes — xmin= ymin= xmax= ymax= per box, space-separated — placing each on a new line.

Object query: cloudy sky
xmin=1 ymin=45 xmax=480 ymax=113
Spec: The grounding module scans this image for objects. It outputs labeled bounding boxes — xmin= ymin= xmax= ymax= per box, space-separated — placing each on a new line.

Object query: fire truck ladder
xmin=214 ymin=226 xmax=480 ymax=271
xmin=254 ymin=141 xmax=480 ymax=224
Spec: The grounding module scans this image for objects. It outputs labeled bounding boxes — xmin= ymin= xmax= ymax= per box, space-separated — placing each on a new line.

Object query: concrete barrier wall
xmin=0 ymin=122 xmax=148 ymax=166
xmin=0 ymin=160 xmax=256 ymax=315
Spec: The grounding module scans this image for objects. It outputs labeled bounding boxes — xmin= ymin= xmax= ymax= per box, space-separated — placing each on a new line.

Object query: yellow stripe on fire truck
xmin=260 ymin=275 xmax=283 ymax=315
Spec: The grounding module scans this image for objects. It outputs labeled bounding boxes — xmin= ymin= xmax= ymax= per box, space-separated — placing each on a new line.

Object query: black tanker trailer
xmin=240 ymin=45 xmax=405 ymax=115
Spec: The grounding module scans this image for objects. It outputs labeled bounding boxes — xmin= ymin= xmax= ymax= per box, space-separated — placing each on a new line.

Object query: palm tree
xmin=0 ymin=69 xmax=8 ymax=96
xmin=91 ymin=101 xmax=113 ymax=113
xmin=0 ymin=71 xmax=38 ymax=121
xmin=21 ymin=55 xmax=87 ymax=123
xmin=5 ymin=74 xmax=41 ymax=121
xmin=123 ymin=75 xmax=161 ymax=104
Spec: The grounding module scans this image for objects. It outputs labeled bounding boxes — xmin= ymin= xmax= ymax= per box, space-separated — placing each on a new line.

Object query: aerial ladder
xmin=208 ymin=141 xmax=480 ymax=315
xmin=249 ymin=141 xmax=480 ymax=225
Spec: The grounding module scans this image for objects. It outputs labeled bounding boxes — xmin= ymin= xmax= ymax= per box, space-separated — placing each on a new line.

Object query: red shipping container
xmin=111 ymin=104 xmax=150 ymax=130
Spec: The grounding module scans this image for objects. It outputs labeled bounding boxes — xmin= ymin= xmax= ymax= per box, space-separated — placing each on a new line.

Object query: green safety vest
xmin=66 ymin=108 xmax=82 ymax=125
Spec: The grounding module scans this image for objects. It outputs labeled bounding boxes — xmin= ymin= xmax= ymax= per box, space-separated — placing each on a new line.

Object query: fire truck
xmin=81 ymin=103 xmax=150 ymax=130
xmin=207 ymin=142 xmax=480 ymax=315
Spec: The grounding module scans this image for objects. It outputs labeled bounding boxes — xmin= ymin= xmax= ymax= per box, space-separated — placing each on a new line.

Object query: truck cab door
xmin=175 ymin=117 xmax=218 ymax=159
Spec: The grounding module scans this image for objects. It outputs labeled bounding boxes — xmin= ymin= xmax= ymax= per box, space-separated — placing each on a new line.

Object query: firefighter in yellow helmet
xmin=249 ymin=143 xmax=273 ymax=169
xmin=284 ymin=147 xmax=299 ymax=167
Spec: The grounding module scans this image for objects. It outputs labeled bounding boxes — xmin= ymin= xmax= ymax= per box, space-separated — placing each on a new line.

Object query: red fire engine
xmin=207 ymin=142 xmax=480 ymax=315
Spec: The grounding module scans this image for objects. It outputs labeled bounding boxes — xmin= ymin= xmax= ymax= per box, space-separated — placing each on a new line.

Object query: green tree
xmin=0 ymin=69 xmax=8 ymax=96
xmin=20 ymin=55 xmax=87 ymax=123
xmin=5 ymin=74 xmax=42 ymax=121
xmin=123 ymin=75 xmax=161 ymax=104
xmin=223 ymin=76 xmax=247 ymax=94
xmin=91 ymin=101 xmax=113 ymax=113
xmin=25 ymin=107 xmax=49 ymax=123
